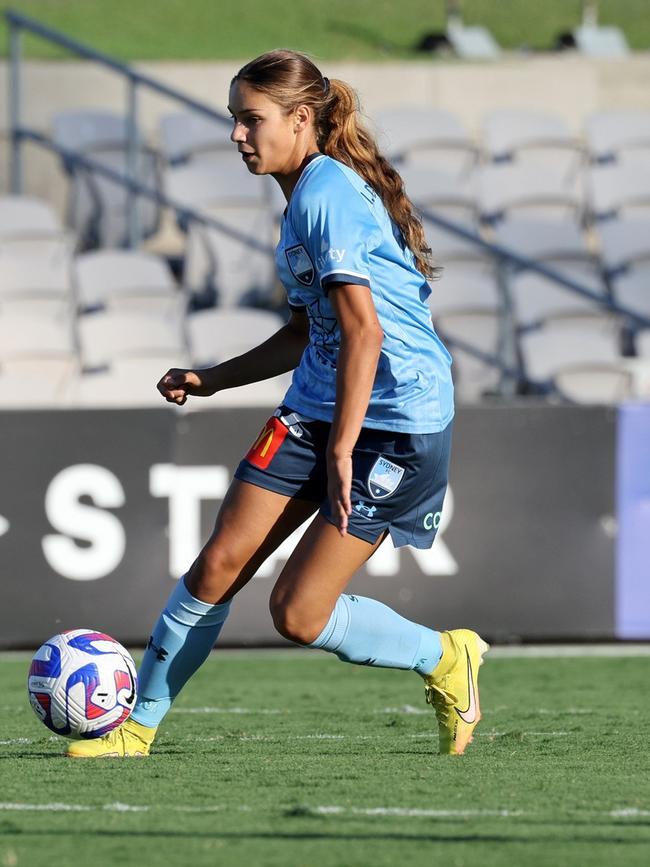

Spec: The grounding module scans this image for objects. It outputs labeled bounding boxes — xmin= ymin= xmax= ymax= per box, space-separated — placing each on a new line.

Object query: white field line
xmin=314 ymin=806 xmax=523 ymax=818
xmin=170 ymin=707 xmax=283 ymax=715
xmin=1 ymin=802 xmax=646 ymax=820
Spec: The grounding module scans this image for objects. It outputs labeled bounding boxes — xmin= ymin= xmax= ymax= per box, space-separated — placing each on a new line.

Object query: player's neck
xmin=274 ymin=151 xmax=322 ymax=202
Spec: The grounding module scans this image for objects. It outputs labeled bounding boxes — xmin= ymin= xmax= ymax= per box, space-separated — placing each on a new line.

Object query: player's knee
xmin=269 ymin=599 xmax=323 ymax=645
xmin=188 ymin=542 xmax=244 ymax=597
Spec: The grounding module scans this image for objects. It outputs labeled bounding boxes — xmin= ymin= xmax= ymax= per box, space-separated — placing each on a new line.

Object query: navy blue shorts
xmin=234 ymin=407 xmax=452 ymax=549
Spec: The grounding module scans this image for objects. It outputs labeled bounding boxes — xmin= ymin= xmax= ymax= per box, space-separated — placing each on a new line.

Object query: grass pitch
xmin=2 ymin=648 xmax=650 ymax=867
xmin=3 ymin=0 xmax=650 ymax=60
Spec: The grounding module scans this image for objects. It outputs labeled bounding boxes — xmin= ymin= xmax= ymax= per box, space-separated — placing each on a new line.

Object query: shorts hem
xmin=320 ymin=511 xmax=385 ymax=546
xmin=234 ymin=463 xmax=321 ymax=502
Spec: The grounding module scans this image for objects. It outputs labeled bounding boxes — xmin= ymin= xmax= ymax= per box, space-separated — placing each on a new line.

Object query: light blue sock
xmin=131 ymin=577 xmax=231 ymax=728
xmin=309 ymin=594 xmax=442 ymax=676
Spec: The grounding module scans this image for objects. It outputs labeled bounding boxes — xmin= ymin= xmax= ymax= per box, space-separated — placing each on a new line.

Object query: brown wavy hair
xmin=233 ymin=49 xmax=436 ymax=279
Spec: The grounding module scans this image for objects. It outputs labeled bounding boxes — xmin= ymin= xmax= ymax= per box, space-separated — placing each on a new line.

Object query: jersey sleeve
xmin=292 ymin=168 xmax=382 ymax=292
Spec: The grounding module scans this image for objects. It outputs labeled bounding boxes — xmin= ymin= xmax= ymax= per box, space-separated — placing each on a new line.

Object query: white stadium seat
xmin=595 ymin=218 xmax=650 ymax=273
xmin=477 ymin=164 xmax=583 ymax=224
xmin=482 ymin=110 xmax=583 ymax=175
xmin=432 ymin=310 xmax=502 ymax=402
xmin=509 ymin=262 xmax=608 ymax=328
xmin=75 ymin=249 xmax=181 ymax=314
xmin=183 ymin=203 xmax=276 ymax=308
xmin=428 ymin=263 xmax=501 ymax=316
xmin=187 ymin=308 xmax=285 ymax=366
xmin=159 ymin=111 xmax=232 ymax=165
xmin=0 ymin=195 xmax=64 ymax=238
xmin=587 ymin=164 xmax=650 ymax=220
xmin=374 ymin=107 xmax=477 ymax=175
xmin=585 ymin=111 xmax=650 ymax=162
xmin=77 ymin=310 xmax=187 ymax=369
xmin=519 ymin=313 xmax=623 ymax=384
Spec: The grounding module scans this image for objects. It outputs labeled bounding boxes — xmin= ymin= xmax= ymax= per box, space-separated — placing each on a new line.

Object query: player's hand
xmin=326 ymin=453 xmax=353 ymax=537
xmin=157 ymin=368 xmax=213 ymax=405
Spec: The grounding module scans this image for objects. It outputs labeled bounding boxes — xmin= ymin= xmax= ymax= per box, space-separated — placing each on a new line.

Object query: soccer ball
xmin=27 ymin=629 xmax=138 ymax=740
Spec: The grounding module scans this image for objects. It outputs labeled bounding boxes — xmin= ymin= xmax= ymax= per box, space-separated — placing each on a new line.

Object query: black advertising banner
xmin=0 ymin=405 xmax=616 ymax=647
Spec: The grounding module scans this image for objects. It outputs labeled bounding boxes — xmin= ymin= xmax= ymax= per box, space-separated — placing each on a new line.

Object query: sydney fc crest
xmin=367 ymin=456 xmax=405 ymax=500
xmin=285 ymin=245 xmax=314 ymax=286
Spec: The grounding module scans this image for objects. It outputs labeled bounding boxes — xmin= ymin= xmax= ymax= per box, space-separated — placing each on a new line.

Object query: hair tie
xmin=322 ymin=76 xmax=330 ymax=95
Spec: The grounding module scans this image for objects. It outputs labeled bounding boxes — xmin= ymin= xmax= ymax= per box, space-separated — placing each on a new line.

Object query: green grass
xmin=3 ymin=650 xmax=650 ymax=867
xmin=1 ymin=0 xmax=650 ymax=61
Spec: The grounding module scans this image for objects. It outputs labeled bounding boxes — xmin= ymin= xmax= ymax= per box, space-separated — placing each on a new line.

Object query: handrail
xmin=6 ymin=9 xmax=230 ymax=246
xmin=420 ymin=207 xmax=650 ymax=329
xmin=17 ymin=129 xmax=275 ymax=256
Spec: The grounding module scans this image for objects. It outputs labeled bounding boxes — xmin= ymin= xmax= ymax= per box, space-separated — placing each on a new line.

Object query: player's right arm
xmin=157 ymin=307 xmax=310 ymax=405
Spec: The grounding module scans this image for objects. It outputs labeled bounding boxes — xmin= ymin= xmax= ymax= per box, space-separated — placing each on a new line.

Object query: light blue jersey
xmin=277 ymin=154 xmax=454 ymax=434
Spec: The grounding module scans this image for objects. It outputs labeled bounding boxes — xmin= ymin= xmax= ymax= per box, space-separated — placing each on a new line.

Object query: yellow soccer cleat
xmin=423 ymin=629 xmax=489 ymax=756
xmin=66 ymin=718 xmax=157 ymax=758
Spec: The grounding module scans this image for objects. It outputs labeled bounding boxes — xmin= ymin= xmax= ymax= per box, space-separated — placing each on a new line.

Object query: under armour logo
xmin=354 ymin=501 xmax=377 ymax=519
xmin=147 ymin=637 xmax=169 ymax=662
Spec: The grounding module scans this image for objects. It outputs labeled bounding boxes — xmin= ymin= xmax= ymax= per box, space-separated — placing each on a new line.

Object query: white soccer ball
xmin=27 ymin=629 xmax=138 ymax=740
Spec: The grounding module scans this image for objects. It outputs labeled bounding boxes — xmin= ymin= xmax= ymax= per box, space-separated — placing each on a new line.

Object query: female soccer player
xmin=68 ymin=50 xmax=488 ymax=759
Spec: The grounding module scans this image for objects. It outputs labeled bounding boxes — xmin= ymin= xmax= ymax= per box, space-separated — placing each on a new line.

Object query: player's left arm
xmin=326 ymin=283 xmax=384 ymax=536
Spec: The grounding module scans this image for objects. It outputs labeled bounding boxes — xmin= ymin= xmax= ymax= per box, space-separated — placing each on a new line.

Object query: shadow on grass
xmin=1 ymin=826 xmax=649 ymax=846
xmin=326 ymin=20 xmax=413 ymax=56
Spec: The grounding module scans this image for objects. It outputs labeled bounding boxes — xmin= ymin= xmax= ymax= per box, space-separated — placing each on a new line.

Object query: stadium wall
xmin=2 ymin=403 xmax=647 ymax=649
xmin=0 ymin=55 xmax=649 ymax=215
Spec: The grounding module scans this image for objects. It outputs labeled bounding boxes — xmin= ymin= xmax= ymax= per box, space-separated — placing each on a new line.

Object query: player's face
xmin=228 ymin=81 xmax=303 ymax=176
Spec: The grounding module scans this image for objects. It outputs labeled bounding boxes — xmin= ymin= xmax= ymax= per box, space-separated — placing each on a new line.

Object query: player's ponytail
xmin=233 ymin=50 xmax=437 ymax=279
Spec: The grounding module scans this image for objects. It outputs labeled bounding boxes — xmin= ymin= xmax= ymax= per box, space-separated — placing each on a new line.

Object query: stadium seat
xmin=446 ymin=22 xmax=501 ymax=60
xmin=66 ymin=144 xmax=162 ymax=249
xmin=585 ymin=111 xmax=650 ymax=163
xmin=400 ymin=165 xmax=483 ymax=263
xmin=0 ymin=237 xmax=74 ymax=320
xmin=573 ymin=25 xmax=630 ymax=57
xmin=374 ymin=108 xmax=478 ymax=175
xmin=183 ymin=203 xmax=276 ymax=308
xmin=611 ymin=268 xmax=650 ymax=323
xmin=595 ymin=218 xmax=650 ymax=274
xmin=158 ymin=111 xmax=232 ymax=165
xmin=164 ymin=160 xmax=269 ymax=212
xmin=553 ymin=363 xmax=635 ymax=404
xmin=77 ymin=309 xmax=187 ymax=369
xmin=0 ymin=313 xmax=77 ymax=405
xmin=519 ymin=313 xmax=623 ymax=386
xmin=187 ymin=308 xmax=285 ymax=366
xmin=481 ymin=110 xmax=583 ymax=176
xmin=492 ymin=218 xmax=591 ymax=261
xmin=400 ymin=165 xmax=478 ymax=223
xmin=428 ymin=263 xmax=501 ymax=316
xmin=508 ymin=262 xmax=608 ymax=329
xmin=52 ymin=109 xmax=140 ymax=153
xmin=636 ymin=330 xmax=650 ymax=358
xmin=0 ymin=195 xmax=64 ymax=237
xmin=432 ymin=310 xmax=503 ymax=401
xmin=587 ymin=164 xmax=650 ymax=221
xmin=477 ymin=164 xmax=583 ymax=224
xmin=65 ymin=356 xmax=184 ymax=408
xmin=75 ymin=249 xmax=182 ymax=314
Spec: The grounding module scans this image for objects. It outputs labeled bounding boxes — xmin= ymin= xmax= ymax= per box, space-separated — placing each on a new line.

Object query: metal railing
xmin=6 ymin=9 xmax=234 ymax=248
xmin=6 ymin=9 xmax=650 ymax=394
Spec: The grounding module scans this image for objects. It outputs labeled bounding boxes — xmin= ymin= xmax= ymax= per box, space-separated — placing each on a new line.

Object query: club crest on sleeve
xmin=285 ymin=245 xmax=314 ymax=286
xmin=367 ymin=456 xmax=405 ymax=500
